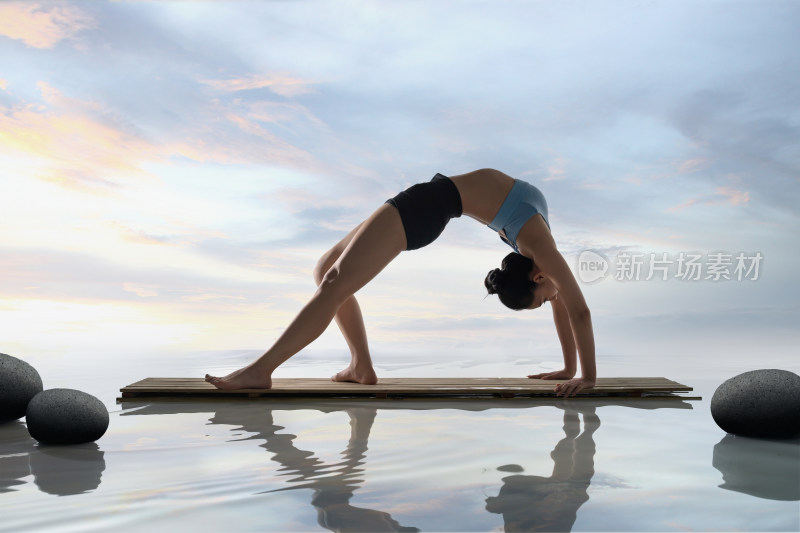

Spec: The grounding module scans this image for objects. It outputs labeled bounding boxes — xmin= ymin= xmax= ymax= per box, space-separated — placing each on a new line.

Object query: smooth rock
xmin=26 ymin=389 xmax=109 ymax=445
xmin=711 ymin=369 xmax=800 ymax=439
xmin=0 ymin=353 xmax=44 ymax=423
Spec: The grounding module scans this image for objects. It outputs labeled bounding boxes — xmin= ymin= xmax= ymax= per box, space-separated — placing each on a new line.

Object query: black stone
xmin=0 ymin=353 xmax=44 ymax=423
xmin=26 ymin=389 xmax=109 ymax=445
xmin=711 ymin=369 xmax=800 ymax=439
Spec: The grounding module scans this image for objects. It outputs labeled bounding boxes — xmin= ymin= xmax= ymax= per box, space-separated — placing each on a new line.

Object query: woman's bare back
xmin=448 ymin=169 xmax=516 ymax=225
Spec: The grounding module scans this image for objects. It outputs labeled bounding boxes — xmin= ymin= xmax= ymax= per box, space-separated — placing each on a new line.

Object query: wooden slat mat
xmin=119 ymin=377 xmax=696 ymax=401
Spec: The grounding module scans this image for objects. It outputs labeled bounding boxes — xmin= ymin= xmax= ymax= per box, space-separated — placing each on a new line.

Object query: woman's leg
xmin=313 ymin=224 xmax=378 ymax=385
xmin=206 ymin=203 xmax=406 ymax=390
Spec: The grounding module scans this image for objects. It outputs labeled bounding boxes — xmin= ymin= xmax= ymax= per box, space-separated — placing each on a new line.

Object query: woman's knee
xmin=318 ymin=265 xmax=354 ymax=301
xmin=313 ymin=248 xmax=340 ymax=286
xmin=313 ymin=256 xmax=329 ymax=286
xmin=313 ymin=224 xmax=363 ymax=285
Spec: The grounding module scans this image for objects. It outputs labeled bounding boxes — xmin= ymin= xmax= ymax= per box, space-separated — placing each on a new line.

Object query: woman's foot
xmin=331 ymin=364 xmax=378 ymax=385
xmin=205 ymin=365 xmax=272 ymax=390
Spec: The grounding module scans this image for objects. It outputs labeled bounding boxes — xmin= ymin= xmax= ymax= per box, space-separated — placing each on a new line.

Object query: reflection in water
xmin=713 ymin=434 xmax=800 ymax=501
xmin=122 ymin=399 xmax=692 ymax=532
xmin=211 ymin=406 xmax=420 ymax=532
xmin=30 ymin=443 xmax=106 ymax=496
xmin=0 ymin=422 xmax=32 ymax=494
xmin=486 ymin=404 xmax=599 ymax=532
xmin=0 ymin=421 xmax=106 ymax=496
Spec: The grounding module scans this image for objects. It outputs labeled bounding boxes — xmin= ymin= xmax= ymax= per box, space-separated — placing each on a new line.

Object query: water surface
xmin=2 ymin=379 xmax=798 ymax=532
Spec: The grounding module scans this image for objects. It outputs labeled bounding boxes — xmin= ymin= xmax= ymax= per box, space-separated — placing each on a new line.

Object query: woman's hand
xmin=554 ymin=377 xmax=596 ymax=398
xmin=527 ymin=369 xmax=575 ymax=380
xmin=528 ymin=371 xmax=595 ymax=397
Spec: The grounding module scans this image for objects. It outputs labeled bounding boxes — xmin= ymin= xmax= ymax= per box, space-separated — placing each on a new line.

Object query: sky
xmin=0 ymin=0 xmax=798 ymax=378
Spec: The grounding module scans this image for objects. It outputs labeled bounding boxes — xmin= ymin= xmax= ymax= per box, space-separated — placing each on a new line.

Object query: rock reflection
xmin=30 ymin=443 xmax=106 ymax=496
xmin=0 ymin=421 xmax=33 ymax=493
xmin=486 ymin=404 xmax=599 ymax=532
xmin=0 ymin=421 xmax=106 ymax=496
xmin=713 ymin=434 xmax=800 ymax=501
xmin=210 ymin=405 xmax=420 ymax=533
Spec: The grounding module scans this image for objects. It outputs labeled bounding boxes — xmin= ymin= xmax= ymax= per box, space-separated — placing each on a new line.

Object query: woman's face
xmin=527 ymin=268 xmax=558 ymax=310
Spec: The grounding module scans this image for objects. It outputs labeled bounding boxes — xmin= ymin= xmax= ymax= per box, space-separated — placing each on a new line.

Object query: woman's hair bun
xmin=484 ymin=268 xmax=503 ymax=294
xmin=484 ymin=253 xmax=536 ymax=310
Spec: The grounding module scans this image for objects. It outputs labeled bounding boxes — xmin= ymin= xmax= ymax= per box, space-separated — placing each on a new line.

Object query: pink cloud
xmin=0 ymin=81 xmax=323 ymax=190
xmin=667 ymin=186 xmax=750 ymax=212
xmin=222 ymin=111 xmax=316 ymax=166
xmin=678 ymin=157 xmax=710 ymax=174
xmin=202 ymin=73 xmax=317 ymax=97
xmin=542 ymin=150 xmax=568 ymax=181
xmin=0 ymin=83 xmax=160 ymax=191
xmin=716 ymin=186 xmax=750 ymax=205
xmin=0 ymin=2 xmax=94 ymax=49
xmin=247 ymin=101 xmax=326 ymax=127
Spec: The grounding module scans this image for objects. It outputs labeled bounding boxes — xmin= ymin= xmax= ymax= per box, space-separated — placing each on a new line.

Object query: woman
xmin=206 ymin=168 xmax=596 ymax=397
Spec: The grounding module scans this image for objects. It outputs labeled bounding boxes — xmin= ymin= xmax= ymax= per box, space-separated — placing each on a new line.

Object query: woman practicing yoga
xmin=206 ymin=168 xmax=596 ymax=397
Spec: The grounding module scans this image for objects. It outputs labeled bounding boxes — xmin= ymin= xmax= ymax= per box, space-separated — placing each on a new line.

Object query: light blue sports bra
xmin=487 ymin=179 xmax=550 ymax=253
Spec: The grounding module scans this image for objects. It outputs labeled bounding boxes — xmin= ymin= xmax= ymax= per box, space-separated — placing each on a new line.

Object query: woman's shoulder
xmin=516 ymin=214 xmax=555 ymax=258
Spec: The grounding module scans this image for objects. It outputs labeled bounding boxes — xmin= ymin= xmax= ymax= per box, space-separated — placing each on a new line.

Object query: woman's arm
xmin=519 ymin=217 xmax=597 ymax=397
xmin=527 ymin=294 xmax=577 ymax=379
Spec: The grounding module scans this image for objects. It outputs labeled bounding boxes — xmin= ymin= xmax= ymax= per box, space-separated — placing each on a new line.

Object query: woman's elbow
xmin=574 ymin=306 xmax=591 ymax=323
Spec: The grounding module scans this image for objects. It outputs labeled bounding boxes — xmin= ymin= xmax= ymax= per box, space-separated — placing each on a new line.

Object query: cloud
xmin=222 ymin=111 xmax=315 ymax=166
xmin=0 ymin=246 xmax=302 ymax=310
xmin=667 ymin=186 xmax=750 ymax=212
xmin=246 ymin=100 xmax=326 ymax=128
xmin=113 ymin=222 xmax=177 ymax=247
xmin=666 ymin=88 xmax=800 ymax=215
xmin=541 ymin=151 xmax=568 ymax=182
xmin=381 ymin=315 xmax=530 ymax=334
xmin=678 ymin=157 xmax=710 ymax=174
xmin=0 ymin=80 xmax=325 ymax=192
xmin=0 ymin=2 xmax=94 ymax=49
xmin=1 ymin=0 xmax=797 ymax=358
xmin=122 ymin=282 xmax=160 ymax=298
xmin=0 ymin=82 xmax=160 ymax=190
xmin=202 ymin=74 xmax=317 ymax=97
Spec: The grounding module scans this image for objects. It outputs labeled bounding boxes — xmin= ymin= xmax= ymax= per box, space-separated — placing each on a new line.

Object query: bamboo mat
xmin=118 ymin=377 xmax=697 ymax=401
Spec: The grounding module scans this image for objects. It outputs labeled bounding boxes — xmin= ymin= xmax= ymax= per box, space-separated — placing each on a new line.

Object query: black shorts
xmin=385 ymin=173 xmax=463 ymax=250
